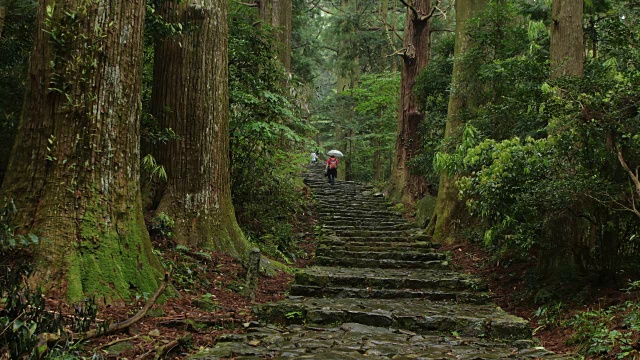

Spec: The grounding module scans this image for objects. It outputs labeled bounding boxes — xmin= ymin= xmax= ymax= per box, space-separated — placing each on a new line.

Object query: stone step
xmin=319 ymin=210 xmax=399 ymax=216
xmin=315 ymin=248 xmax=447 ymax=262
xmin=318 ymin=243 xmax=438 ymax=253
xmin=318 ymin=206 xmax=393 ymax=213
xmin=323 ymin=224 xmax=415 ymax=231
xmin=321 ymin=217 xmax=406 ymax=224
xmin=256 ymin=298 xmax=532 ymax=340
xmin=294 ymin=267 xmax=487 ymax=291
xmin=289 ymin=285 xmax=490 ymax=303
xmin=332 ymin=229 xmax=417 ymax=237
xmin=319 ymin=215 xmax=404 ymax=223
xmin=320 ymin=236 xmax=435 ymax=246
xmin=189 ymin=323 xmax=574 ymax=359
xmin=315 ymin=256 xmax=449 ymax=269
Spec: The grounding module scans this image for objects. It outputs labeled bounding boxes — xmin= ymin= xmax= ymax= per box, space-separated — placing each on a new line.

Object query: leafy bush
xmin=228 ymin=3 xmax=311 ymax=261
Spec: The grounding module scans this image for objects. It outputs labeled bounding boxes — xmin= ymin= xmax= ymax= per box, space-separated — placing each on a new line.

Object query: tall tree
xmin=550 ymin=0 xmax=584 ymax=77
xmin=388 ymin=0 xmax=434 ymax=202
xmin=260 ymin=0 xmax=292 ymax=72
xmin=0 ymin=0 xmax=162 ymax=300
xmin=428 ymin=0 xmax=486 ymax=243
xmin=152 ymin=0 xmax=250 ymax=257
xmin=0 ymin=4 xmax=5 ymax=37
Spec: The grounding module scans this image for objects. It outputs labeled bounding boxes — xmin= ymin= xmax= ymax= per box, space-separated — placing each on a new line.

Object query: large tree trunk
xmin=259 ymin=0 xmax=292 ymax=72
xmin=0 ymin=5 xmax=5 ymax=38
xmin=0 ymin=0 xmax=162 ymax=301
xmin=152 ymin=0 xmax=250 ymax=258
xmin=550 ymin=0 xmax=584 ymax=78
xmin=428 ymin=0 xmax=486 ymax=244
xmin=388 ymin=0 xmax=432 ymax=202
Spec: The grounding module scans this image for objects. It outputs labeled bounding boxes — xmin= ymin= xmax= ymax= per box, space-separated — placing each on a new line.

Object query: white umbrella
xmin=327 ymin=149 xmax=344 ymax=158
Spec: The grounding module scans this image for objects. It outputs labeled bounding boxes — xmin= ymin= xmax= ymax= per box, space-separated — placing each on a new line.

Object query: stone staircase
xmin=191 ymin=163 xmax=574 ymax=359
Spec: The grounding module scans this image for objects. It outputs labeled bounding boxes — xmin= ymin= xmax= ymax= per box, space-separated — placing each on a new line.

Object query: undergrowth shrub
xmin=566 ymin=300 xmax=640 ymax=359
xmin=228 ymin=3 xmax=311 ymax=263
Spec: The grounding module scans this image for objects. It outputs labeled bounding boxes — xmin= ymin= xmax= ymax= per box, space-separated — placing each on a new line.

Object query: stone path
xmin=190 ymin=164 xmax=574 ymax=359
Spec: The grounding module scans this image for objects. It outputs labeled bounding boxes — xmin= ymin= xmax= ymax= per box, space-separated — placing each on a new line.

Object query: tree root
xmin=93 ymin=335 xmax=140 ymax=352
xmin=139 ymin=334 xmax=192 ymax=360
xmin=36 ymin=273 xmax=170 ymax=355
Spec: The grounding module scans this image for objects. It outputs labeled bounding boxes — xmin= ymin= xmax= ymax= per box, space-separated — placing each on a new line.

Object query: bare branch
xmin=615 ymin=143 xmax=640 ymax=197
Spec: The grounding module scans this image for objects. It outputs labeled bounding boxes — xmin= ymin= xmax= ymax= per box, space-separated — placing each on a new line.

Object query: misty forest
xmin=1 ymin=0 xmax=640 ymax=358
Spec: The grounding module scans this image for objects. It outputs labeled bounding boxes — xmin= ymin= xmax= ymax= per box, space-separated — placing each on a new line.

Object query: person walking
xmin=311 ymin=151 xmax=318 ymax=163
xmin=326 ymin=155 xmax=339 ymax=185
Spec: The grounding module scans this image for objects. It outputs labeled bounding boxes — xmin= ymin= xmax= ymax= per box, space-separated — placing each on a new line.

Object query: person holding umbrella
xmin=325 ymin=150 xmax=343 ymax=185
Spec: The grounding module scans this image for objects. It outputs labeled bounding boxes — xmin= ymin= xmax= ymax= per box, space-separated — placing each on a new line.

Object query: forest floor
xmin=442 ymin=242 xmax=640 ymax=359
xmin=73 ymin=209 xmax=319 ymax=359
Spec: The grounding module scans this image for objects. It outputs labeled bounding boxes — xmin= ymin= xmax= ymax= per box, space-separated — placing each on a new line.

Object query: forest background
xmin=1 ymin=0 xmax=640 ymax=358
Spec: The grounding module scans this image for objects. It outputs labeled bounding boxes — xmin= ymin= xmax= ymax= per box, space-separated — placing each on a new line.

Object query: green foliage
xmin=228 ymin=2 xmax=310 ymax=262
xmin=431 ymin=0 xmax=640 ymax=283
xmin=141 ymin=154 xmax=168 ymax=183
xmin=151 ymin=212 xmax=174 ymax=239
xmin=566 ymin=301 xmax=640 ymax=358
xmin=0 ymin=0 xmax=36 ymax=182
xmin=534 ymin=301 xmax=566 ymax=328
xmin=349 ymin=72 xmax=400 ymax=181
xmin=412 ymin=35 xmax=455 ymax=185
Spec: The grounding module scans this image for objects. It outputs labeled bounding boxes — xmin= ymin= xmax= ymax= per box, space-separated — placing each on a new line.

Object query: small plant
xmin=151 ymin=212 xmax=174 ymax=239
xmin=284 ymin=311 xmax=303 ymax=320
xmin=565 ymin=302 xmax=640 ymax=358
xmin=534 ymin=301 xmax=565 ymax=327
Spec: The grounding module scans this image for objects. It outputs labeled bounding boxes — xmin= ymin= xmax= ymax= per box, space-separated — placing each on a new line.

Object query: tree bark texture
xmin=388 ymin=0 xmax=432 ymax=203
xmin=259 ymin=0 xmax=292 ymax=72
xmin=0 ymin=5 xmax=5 ymax=38
xmin=0 ymin=0 xmax=162 ymax=301
xmin=428 ymin=0 xmax=486 ymax=244
xmin=550 ymin=0 xmax=584 ymax=77
xmin=152 ymin=0 xmax=250 ymax=258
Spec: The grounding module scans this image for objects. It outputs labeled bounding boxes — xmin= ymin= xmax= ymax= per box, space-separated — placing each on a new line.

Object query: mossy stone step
xmin=323 ymin=224 xmax=415 ymax=231
xmin=289 ymin=285 xmax=491 ymax=303
xmin=189 ymin=323 xmax=575 ymax=360
xmin=321 ymin=237 xmax=435 ymax=246
xmin=256 ymin=298 xmax=532 ymax=340
xmin=318 ymin=243 xmax=438 ymax=253
xmin=315 ymin=248 xmax=446 ymax=262
xmin=332 ymin=229 xmax=416 ymax=237
xmin=321 ymin=218 xmax=407 ymax=225
xmin=295 ymin=267 xmax=487 ymax=291
xmin=315 ymin=256 xmax=449 ymax=269
xmin=318 ymin=209 xmax=400 ymax=215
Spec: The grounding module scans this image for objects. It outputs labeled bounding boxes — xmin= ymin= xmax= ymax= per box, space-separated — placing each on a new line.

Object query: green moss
xmin=65 ymin=194 xmax=163 ymax=302
xmin=260 ymin=256 xmax=293 ymax=276
xmin=414 ymin=195 xmax=437 ymax=228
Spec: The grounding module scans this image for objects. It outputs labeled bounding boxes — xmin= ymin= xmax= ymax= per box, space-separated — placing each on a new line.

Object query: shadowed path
xmin=189 ymin=163 xmax=575 ymax=359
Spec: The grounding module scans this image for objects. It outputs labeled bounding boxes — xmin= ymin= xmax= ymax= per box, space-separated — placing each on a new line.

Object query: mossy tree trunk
xmin=259 ymin=0 xmax=292 ymax=72
xmin=550 ymin=0 xmax=584 ymax=78
xmin=427 ymin=0 xmax=486 ymax=244
xmin=388 ymin=0 xmax=433 ymax=203
xmin=0 ymin=5 xmax=5 ymax=37
xmin=151 ymin=0 xmax=250 ymax=258
xmin=0 ymin=0 xmax=163 ymax=301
